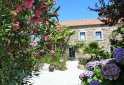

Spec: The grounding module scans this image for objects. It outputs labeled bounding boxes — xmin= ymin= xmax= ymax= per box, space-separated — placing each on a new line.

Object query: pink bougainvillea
xmin=16 ymin=6 xmax=22 ymax=13
xmin=45 ymin=21 xmax=50 ymax=25
xmin=34 ymin=10 xmax=44 ymax=17
xmin=30 ymin=16 xmax=43 ymax=23
xmin=36 ymin=2 xmax=48 ymax=9
xmin=13 ymin=22 xmax=20 ymax=32
xmin=13 ymin=27 xmax=19 ymax=32
xmin=44 ymin=35 xmax=52 ymax=41
xmin=57 ymin=27 xmax=62 ymax=32
xmin=13 ymin=22 xmax=20 ymax=27
xmin=29 ymin=41 xmax=38 ymax=48
xmin=23 ymin=0 xmax=34 ymax=9
xmin=33 ymin=28 xmax=40 ymax=34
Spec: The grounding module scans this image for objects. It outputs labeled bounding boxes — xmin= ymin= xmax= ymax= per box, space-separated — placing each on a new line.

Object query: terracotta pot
xmin=49 ymin=65 xmax=54 ymax=72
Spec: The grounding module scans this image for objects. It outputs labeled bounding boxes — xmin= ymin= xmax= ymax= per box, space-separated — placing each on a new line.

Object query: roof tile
xmin=59 ymin=19 xmax=104 ymax=26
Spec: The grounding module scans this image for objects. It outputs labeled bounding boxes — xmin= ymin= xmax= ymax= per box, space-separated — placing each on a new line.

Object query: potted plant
xmin=49 ymin=64 xmax=55 ymax=72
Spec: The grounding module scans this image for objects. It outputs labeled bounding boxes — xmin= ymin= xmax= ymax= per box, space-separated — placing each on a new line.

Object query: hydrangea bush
xmin=86 ymin=0 xmax=124 ymax=84
xmin=114 ymin=48 xmax=124 ymax=64
xmin=80 ymin=48 xmax=124 ymax=85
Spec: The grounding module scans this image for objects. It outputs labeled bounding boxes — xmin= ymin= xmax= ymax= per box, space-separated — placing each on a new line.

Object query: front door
xmin=69 ymin=47 xmax=75 ymax=60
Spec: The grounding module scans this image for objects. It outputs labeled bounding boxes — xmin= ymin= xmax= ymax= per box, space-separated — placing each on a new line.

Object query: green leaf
xmin=87 ymin=78 xmax=93 ymax=83
xmin=54 ymin=6 xmax=60 ymax=13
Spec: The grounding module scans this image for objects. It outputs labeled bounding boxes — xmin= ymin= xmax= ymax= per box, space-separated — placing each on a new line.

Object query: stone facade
xmin=60 ymin=19 xmax=120 ymax=59
xmin=68 ymin=24 xmax=119 ymax=59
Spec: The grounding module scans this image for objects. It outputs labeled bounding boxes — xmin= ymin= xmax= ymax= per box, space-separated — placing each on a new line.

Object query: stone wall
xmin=68 ymin=24 xmax=119 ymax=59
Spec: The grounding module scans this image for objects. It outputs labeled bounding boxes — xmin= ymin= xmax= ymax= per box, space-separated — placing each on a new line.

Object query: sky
xmin=55 ymin=0 xmax=99 ymax=21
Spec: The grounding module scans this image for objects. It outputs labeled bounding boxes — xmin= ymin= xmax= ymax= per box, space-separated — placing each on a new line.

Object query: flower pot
xmin=49 ymin=65 xmax=54 ymax=72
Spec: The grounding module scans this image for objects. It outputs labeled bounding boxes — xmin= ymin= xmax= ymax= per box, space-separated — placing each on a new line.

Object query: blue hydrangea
xmin=114 ymin=48 xmax=124 ymax=63
xmin=101 ymin=63 xmax=120 ymax=80
xmin=86 ymin=61 xmax=99 ymax=68
xmin=79 ymin=70 xmax=94 ymax=80
xmin=98 ymin=58 xmax=115 ymax=67
xmin=83 ymin=70 xmax=94 ymax=78
xmin=98 ymin=60 xmax=106 ymax=66
xmin=90 ymin=80 xmax=100 ymax=85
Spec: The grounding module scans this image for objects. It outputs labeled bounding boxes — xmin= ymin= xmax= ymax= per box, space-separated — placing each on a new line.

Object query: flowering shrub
xmin=83 ymin=70 xmax=94 ymax=78
xmin=0 ymin=0 xmax=62 ymax=84
xmin=43 ymin=26 xmax=74 ymax=70
xmin=79 ymin=70 xmax=94 ymax=84
xmin=90 ymin=80 xmax=100 ymax=85
xmin=86 ymin=61 xmax=99 ymax=68
xmin=101 ymin=63 xmax=120 ymax=80
xmin=80 ymin=50 xmax=124 ymax=85
xmin=88 ymin=1 xmax=124 ymax=84
xmin=114 ymin=48 xmax=124 ymax=64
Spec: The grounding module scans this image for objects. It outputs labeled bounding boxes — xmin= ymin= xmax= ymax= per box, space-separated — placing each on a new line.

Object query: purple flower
xmin=83 ymin=70 xmax=94 ymax=78
xmin=86 ymin=61 xmax=99 ymax=68
xmin=98 ymin=60 xmax=106 ymax=66
xmin=79 ymin=70 xmax=94 ymax=80
xmin=114 ymin=48 xmax=124 ymax=63
xmin=101 ymin=63 xmax=120 ymax=80
xmin=98 ymin=58 xmax=116 ymax=67
xmin=90 ymin=81 xmax=100 ymax=85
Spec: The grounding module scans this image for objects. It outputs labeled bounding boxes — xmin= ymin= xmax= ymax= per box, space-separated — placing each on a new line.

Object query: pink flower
xmin=23 ymin=0 xmax=34 ymax=9
xmin=13 ymin=27 xmax=19 ymax=32
xmin=34 ymin=10 xmax=44 ymax=17
xmin=57 ymin=27 xmax=62 ymax=32
xmin=44 ymin=7 xmax=49 ymax=12
xmin=16 ymin=6 xmax=22 ymax=13
xmin=46 ymin=20 xmax=52 ymax=25
xmin=30 ymin=16 xmax=43 ymax=23
xmin=44 ymin=35 xmax=52 ymax=41
xmin=45 ymin=21 xmax=50 ymax=25
xmin=13 ymin=22 xmax=20 ymax=32
xmin=36 ymin=2 xmax=48 ymax=9
xmin=13 ymin=22 xmax=20 ymax=27
xmin=33 ymin=28 xmax=40 ymax=34
xmin=29 ymin=42 xmax=37 ymax=48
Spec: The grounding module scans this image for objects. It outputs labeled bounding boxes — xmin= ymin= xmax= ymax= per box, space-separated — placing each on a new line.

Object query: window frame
xmin=95 ymin=30 xmax=103 ymax=40
xmin=79 ymin=31 xmax=87 ymax=41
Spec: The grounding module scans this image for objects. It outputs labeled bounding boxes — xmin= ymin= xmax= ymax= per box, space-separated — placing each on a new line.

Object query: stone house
xmin=60 ymin=19 xmax=119 ymax=59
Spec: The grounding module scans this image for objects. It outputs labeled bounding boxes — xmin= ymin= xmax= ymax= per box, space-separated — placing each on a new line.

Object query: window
xmin=95 ymin=31 xmax=102 ymax=40
xmin=80 ymin=32 xmax=86 ymax=40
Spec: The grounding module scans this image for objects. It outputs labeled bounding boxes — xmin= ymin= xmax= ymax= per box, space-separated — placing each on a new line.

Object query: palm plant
xmin=83 ymin=41 xmax=103 ymax=61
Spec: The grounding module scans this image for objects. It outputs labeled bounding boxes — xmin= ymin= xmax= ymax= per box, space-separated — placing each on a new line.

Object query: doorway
xmin=69 ymin=47 xmax=75 ymax=60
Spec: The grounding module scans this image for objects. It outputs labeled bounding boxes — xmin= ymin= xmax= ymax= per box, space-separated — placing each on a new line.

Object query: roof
xmin=59 ymin=19 xmax=104 ymax=26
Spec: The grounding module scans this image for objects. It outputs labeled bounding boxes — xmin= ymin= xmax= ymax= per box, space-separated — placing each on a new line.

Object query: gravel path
xmin=29 ymin=61 xmax=84 ymax=85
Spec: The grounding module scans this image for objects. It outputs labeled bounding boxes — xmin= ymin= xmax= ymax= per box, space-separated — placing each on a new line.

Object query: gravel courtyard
xmin=29 ymin=61 xmax=84 ymax=85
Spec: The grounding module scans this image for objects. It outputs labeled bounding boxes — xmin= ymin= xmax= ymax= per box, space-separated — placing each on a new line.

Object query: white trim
xmin=79 ymin=30 xmax=87 ymax=41
xmin=94 ymin=30 xmax=103 ymax=40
